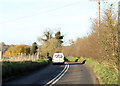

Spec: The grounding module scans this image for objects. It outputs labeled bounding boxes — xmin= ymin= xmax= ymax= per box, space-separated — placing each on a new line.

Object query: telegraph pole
xmin=98 ymin=0 xmax=100 ymax=27
xmin=90 ymin=0 xmax=107 ymax=27
xmin=0 ymin=43 xmax=2 ymax=60
xmin=118 ymin=1 xmax=120 ymax=85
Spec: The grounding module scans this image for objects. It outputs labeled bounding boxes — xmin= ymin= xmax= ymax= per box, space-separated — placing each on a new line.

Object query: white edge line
xmin=44 ymin=62 xmax=67 ymax=85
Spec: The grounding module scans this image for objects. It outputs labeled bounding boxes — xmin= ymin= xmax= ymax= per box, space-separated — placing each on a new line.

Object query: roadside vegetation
xmin=2 ymin=59 xmax=50 ymax=80
xmin=37 ymin=30 xmax=64 ymax=57
xmin=67 ymin=57 xmax=118 ymax=84
xmin=63 ymin=3 xmax=119 ymax=84
xmin=3 ymin=42 xmax=38 ymax=58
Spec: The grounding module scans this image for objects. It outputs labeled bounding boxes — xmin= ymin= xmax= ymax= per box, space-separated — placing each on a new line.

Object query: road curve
xmin=3 ymin=63 xmax=65 ymax=85
xmin=3 ymin=61 xmax=97 ymax=85
xmin=56 ymin=62 xmax=95 ymax=84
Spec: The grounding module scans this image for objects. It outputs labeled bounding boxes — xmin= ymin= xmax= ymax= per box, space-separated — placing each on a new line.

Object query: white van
xmin=52 ymin=53 xmax=65 ymax=64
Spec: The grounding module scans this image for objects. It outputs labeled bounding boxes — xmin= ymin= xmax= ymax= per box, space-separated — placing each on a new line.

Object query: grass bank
xmin=2 ymin=59 xmax=50 ymax=80
xmin=67 ymin=57 xmax=118 ymax=84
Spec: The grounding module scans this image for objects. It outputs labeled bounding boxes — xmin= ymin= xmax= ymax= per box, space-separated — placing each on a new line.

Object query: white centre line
xmin=51 ymin=62 xmax=69 ymax=85
xmin=44 ymin=62 xmax=69 ymax=86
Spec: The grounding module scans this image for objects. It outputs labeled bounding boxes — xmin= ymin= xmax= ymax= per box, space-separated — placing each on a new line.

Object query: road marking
xmin=45 ymin=62 xmax=68 ymax=85
xmin=45 ymin=63 xmax=67 ymax=85
xmin=51 ymin=62 xmax=69 ymax=85
xmin=44 ymin=62 xmax=69 ymax=86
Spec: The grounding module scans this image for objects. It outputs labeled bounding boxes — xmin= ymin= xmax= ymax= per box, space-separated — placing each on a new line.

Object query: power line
xmin=0 ymin=2 xmax=80 ymax=24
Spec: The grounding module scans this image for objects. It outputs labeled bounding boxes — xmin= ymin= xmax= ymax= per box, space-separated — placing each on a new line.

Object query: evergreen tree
xmin=38 ymin=29 xmax=53 ymax=43
xmin=26 ymin=47 xmax=30 ymax=55
xmin=30 ymin=42 xmax=38 ymax=55
xmin=55 ymin=31 xmax=64 ymax=45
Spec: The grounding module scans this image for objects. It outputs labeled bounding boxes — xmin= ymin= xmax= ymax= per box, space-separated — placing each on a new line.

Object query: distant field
xmin=66 ymin=57 xmax=118 ymax=84
xmin=2 ymin=59 xmax=50 ymax=80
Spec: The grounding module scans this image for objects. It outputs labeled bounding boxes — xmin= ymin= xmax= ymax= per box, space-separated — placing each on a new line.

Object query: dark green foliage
xmin=45 ymin=32 xmax=52 ymax=41
xmin=2 ymin=60 xmax=50 ymax=80
xmin=38 ymin=30 xmax=64 ymax=57
xmin=30 ymin=42 xmax=38 ymax=55
xmin=26 ymin=47 xmax=30 ymax=55
xmin=55 ymin=31 xmax=64 ymax=44
xmin=38 ymin=30 xmax=53 ymax=42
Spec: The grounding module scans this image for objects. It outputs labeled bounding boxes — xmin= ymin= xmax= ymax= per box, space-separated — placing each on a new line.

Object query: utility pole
xmin=90 ymin=0 xmax=101 ymax=27
xmin=118 ymin=1 xmax=120 ymax=85
xmin=98 ymin=0 xmax=100 ymax=27
xmin=118 ymin=1 xmax=120 ymax=54
xmin=90 ymin=0 xmax=107 ymax=27
xmin=0 ymin=43 xmax=2 ymax=60
xmin=0 ymin=43 xmax=1 ymax=86
xmin=118 ymin=2 xmax=120 ymax=60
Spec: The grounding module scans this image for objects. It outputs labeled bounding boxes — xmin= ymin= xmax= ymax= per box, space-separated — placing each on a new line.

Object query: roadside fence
xmin=2 ymin=53 xmax=41 ymax=61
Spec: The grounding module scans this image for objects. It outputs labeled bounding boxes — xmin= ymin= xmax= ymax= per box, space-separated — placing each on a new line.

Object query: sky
xmin=0 ymin=0 xmax=119 ymax=45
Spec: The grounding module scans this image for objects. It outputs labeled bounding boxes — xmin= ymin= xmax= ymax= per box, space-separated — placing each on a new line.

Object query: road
xmin=2 ymin=61 xmax=98 ymax=86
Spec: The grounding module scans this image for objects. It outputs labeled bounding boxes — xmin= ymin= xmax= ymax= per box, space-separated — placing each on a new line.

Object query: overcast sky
xmin=0 ymin=0 xmax=119 ymax=45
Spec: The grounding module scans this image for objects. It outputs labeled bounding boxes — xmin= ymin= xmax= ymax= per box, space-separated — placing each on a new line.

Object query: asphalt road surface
xmin=3 ymin=61 xmax=98 ymax=86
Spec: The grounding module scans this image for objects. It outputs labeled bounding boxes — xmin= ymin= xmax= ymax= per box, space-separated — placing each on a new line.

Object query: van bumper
xmin=52 ymin=61 xmax=64 ymax=64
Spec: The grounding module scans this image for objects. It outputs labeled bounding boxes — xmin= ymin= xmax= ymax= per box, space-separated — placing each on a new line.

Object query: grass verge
xmin=66 ymin=57 xmax=118 ymax=84
xmin=2 ymin=59 xmax=50 ymax=80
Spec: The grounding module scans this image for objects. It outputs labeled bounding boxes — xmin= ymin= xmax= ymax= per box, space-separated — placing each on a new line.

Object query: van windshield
xmin=54 ymin=55 xmax=63 ymax=58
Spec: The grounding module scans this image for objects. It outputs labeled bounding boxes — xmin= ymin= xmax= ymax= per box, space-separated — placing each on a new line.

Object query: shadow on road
xmin=68 ymin=59 xmax=86 ymax=65
xmin=52 ymin=63 xmax=65 ymax=65
xmin=68 ymin=62 xmax=83 ymax=65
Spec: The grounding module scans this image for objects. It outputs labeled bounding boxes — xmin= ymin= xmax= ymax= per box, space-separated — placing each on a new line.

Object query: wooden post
xmin=118 ymin=1 xmax=120 ymax=85
xmin=98 ymin=0 xmax=100 ymax=27
xmin=29 ymin=54 xmax=30 ymax=60
xmin=0 ymin=51 xmax=2 ymax=60
xmin=0 ymin=51 xmax=1 ymax=85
